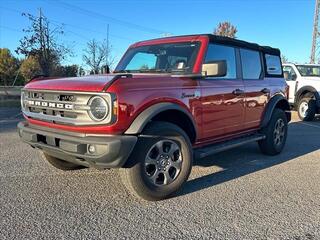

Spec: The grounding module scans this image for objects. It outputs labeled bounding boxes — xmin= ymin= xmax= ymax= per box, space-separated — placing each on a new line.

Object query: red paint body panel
xmin=23 ymin=35 xmax=288 ymax=147
xmin=25 ymin=75 xmax=116 ymax=92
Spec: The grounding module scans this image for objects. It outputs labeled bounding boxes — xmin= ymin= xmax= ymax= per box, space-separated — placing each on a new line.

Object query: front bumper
xmin=18 ymin=121 xmax=137 ymax=169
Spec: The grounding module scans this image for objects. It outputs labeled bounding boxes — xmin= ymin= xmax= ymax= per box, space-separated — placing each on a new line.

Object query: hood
xmin=24 ymin=75 xmax=117 ymax=92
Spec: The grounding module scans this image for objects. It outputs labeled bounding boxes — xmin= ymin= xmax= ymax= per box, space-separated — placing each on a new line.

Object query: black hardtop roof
xmin=143 ymin=34 xmax=281 ymax=56
xmin=207 ymin=34 xmax=280 ymax=56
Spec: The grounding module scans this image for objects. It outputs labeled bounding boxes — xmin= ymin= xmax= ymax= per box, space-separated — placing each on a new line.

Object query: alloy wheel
xmin=273 ymin=118 xmax=285 ymax=146
xmin=144 ymin=140 xmax=182 ymax=186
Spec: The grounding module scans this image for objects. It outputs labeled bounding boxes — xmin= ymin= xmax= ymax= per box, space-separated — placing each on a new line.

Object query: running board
xmin=195 ymin=134 xmax=266 ymax=159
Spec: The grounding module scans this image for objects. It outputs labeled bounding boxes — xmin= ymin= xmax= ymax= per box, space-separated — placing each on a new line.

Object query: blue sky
xmin=0 ymin=0 xmax=315 ymax=70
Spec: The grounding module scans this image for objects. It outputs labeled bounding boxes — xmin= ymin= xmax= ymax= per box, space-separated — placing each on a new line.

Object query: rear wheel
xmin=258 ymin=108 xmax=288 ymax=155
xmin=42 ymin=152 xmax=84 ymax=171
xmin=119 ymin=121 xmax=193 ymax=201
xmin=297 ymin=97 xmax=316 ymax=121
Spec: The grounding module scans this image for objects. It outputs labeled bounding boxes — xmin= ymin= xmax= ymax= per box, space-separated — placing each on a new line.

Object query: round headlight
xmin=88 ymin=96 xmax=109 ymax=121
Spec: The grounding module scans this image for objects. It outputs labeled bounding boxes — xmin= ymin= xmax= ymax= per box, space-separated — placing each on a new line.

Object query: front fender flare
xmin=125 ymin=102 xmax=197 ymax=137
xmin=294 ymin=86 xmax=320 ymax=106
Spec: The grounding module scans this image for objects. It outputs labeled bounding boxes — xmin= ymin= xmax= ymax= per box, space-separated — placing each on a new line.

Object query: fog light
xmin=88 ymin=144 xmax=96 ymax=154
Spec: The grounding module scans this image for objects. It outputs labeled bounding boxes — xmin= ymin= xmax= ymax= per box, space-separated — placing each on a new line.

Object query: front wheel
xmin=119 ymin=121 xmax=193 ymax=201
xmin=297 ymin=97 xmax=316 ymax=121
xmin=258 ymin=108 xmax=288 ymax=156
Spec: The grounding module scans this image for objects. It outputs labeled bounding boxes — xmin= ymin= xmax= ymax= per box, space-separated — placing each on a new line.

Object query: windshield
xmin=115 ymin=42 xmax=200 ymax=74
xmin=296 ymin=65 xmax=320 ymax=77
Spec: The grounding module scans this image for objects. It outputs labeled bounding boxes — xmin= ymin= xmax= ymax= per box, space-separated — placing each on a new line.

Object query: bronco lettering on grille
xmin=27 ymin=100 xmax=73 ymax=110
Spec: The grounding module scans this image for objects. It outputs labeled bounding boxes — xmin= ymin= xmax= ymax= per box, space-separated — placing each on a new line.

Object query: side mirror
xmin=291 ymin=74 xmax=297 ymax=81
xmin=202 ymin=60 xmax=227 ymax=77
xmin=283 ymin=71 xmax=290 ymax=81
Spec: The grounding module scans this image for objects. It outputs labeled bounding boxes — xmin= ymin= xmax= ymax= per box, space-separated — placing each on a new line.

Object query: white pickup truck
xmin=283 ymin=63 xmax=320 ymax=121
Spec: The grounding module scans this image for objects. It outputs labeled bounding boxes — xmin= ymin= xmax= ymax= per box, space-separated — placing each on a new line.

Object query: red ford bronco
xmin=18 ymin=34 xmax=291 ymax=200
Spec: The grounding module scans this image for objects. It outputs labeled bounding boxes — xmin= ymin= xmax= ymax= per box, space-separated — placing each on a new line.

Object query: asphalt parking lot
xmin=0 ymin=108 xmax=319 ymax=239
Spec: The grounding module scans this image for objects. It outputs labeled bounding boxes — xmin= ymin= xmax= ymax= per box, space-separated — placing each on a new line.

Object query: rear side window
xmin=205 ymin=44 xmax=236 ymax=79
xmin=265 ymin=54 xmax=282 ymax=75
xmin=240 ymin=49 xmax=262 ymax=79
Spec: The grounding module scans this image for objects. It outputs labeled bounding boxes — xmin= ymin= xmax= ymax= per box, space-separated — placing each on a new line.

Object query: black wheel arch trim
xmin=125 ymin=102 xmax=198 ymax=139
xmin=294 ymin=86 xmax=320 ymax=106
xmin=260 ymin=94 xmax=291 ymax=128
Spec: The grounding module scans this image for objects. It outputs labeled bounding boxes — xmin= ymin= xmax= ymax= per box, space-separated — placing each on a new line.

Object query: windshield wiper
xmin=113 ymin=70 xmax=132 ymax=73
xmin=137 ymin=69 xmax=170 ymax=73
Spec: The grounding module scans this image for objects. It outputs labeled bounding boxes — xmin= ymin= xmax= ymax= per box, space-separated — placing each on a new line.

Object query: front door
xmin=283 ymin=65 xmax=298 ymax=104
xmin=199 ymin=44 xmax=245 ymax=141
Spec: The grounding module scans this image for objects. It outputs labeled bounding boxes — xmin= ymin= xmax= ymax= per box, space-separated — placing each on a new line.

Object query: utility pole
xmin=106 ymin=24 xmax=110 ymax=73
xmin=107 ymin=24 xmax=109 ymax=53
xmin=311 ymin=0 xmax=320 ymax=64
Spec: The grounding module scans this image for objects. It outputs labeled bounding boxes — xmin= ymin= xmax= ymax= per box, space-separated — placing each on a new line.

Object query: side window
xmin=204 ymin=44 xmax=236 ymax=79
xmin=240 ymin=49 xmax=262 ymax=79
xmin=265 ymin=54 xmax=282 ymax=75
xmin=283 ymin=66 xmax=297 ymax=81
xmin=126 ymin=52 xmax=157 ymax=70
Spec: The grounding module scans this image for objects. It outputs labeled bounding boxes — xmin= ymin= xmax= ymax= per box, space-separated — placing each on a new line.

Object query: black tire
xmin=258 ymin=108 xmax=288 ymax=156
xmin=119 ymin=121 xmax=193 ymax=201
xmin=42 ymin=152 xmax=84 ymax=171
xmin=297 ymin=97 xmax=316 ymax=121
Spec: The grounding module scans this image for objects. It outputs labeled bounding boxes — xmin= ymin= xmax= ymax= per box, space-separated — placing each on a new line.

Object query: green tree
xmin=53 ymin=64 xmax=79 ymax=77
xmin=213 ymin=21 xmax=238 ymax=38
xmin=0 ymin=48 xmax=19 ymax=87
xmin=20 ymin=56 xmax=42 ymax=81
xmin=16 ymin=11 xmax=71 ymax=76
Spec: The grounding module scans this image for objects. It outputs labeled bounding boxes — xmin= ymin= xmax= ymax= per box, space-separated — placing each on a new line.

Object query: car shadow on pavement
xmin=0 ymin=108 xmax=22 ymax=133
xmin=178 ymin=121 xmax=320 ymax=197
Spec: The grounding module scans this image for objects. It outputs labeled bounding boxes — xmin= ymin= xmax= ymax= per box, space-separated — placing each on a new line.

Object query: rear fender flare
xmin=260 ymin=94 xmax=290 ymax=128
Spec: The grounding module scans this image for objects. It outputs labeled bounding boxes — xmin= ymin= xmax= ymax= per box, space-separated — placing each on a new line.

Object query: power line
xmin=0 ymin=6 xmax=139 ymax=42
xmin=0 ymin=25 xmax=22 ymax=33
xmin=45 ymin=0 xmax=167 ymax=35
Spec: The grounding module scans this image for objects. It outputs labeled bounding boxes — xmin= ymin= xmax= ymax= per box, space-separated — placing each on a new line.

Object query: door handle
xmin=232 ymin=89 xmax=244 ymax=96
xmin=261 ymin=88 xmax=270 ymax=94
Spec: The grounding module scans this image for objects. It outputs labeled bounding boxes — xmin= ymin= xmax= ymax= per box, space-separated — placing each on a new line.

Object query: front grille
xmin=21 ymin=89 xmax=115 ymax=126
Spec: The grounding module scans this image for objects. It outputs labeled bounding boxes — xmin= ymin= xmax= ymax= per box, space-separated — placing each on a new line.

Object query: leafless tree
xmin=83 ymin=39 xmax=115 ymax=74
xmin=16 ymin=10 xmax=70 ymax=76
xmin=281 ymin=55 xmax=289 ymax=64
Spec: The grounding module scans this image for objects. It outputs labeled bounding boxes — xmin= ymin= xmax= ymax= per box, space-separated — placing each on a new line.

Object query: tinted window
xmin=265 ymin=54 xmax=282 ymax=75
xmin=126 ymin=52 xmax=157 ymax=70
xmin=115 ymin=42 xmax=200 ymax=74
xmin=205 ymin=44 xmax=236 ymax=79
xmin=240 ymin=49 xmax=262 ymax=79
xmin=296 ymin=65 xmax=320 ymax=77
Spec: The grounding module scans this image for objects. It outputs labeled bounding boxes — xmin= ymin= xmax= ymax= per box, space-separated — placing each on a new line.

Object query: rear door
xmin=199 ymin=43 xmax=245 ymax=140
xmin=240 ymin=49 xmax=269 ymax=130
